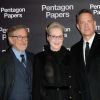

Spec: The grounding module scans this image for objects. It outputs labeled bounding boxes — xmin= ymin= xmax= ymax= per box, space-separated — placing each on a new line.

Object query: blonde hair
xmin=46 ymin=22 xmax=64 ymax=35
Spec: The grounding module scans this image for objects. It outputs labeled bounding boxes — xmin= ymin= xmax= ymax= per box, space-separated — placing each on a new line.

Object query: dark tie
xmin=20 ymin=54 xmax=26 ymax=68
xmin=85 ymin=42 xmax=90 ymax=62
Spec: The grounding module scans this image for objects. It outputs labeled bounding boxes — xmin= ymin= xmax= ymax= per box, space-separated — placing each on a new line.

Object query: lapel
xmin=4 ymin=48 xmax=16 ymax=91
xmin=86 ymin=33 xmax=100 ymax=63
xmin=88 ymin=33 xmax=100 ymax=58
xmin=6 ymin=48 xmax=16 ymax=75
xmin=26 ymin=51 xmax=33 ymax=76
xmin=78 ymin=39 xmax=85 ymax=67
xmin=26 ymin=52 xmax=33 ymax=67
xmin=86 ymin=33 xmax=100 ymax=72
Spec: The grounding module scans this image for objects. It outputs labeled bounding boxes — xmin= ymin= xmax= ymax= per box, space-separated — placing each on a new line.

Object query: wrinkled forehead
xmin=49 ymin=27 xmax=64 ymax=36
xmin=77 ymin=12 xmax=94 ymax=23
xmin=13 ymin=28 xmax=28 ymax=36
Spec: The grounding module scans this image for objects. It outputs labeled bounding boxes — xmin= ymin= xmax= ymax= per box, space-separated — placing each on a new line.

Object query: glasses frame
xmin=49 ymin=34 xmax=64 ymax=40
xmin=11 ymin=35 xmax=28 ymax=41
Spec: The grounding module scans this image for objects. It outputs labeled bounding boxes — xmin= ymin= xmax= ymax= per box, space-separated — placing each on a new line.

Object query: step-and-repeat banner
xmin=0 ymin=0 xmax=100 ymax=53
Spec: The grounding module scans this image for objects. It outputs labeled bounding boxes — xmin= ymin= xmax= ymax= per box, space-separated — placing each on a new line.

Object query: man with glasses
xmin=0 ymin=25 xmax=34 ymax=100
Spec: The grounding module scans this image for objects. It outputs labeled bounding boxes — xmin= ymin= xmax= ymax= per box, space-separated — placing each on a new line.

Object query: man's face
xmin=47 ymin=27 xmax=64 ymax=51
xmin=9 ymin=28 xmax=28 ymax=52
xmin=77 ymin=13 xmax=96 ymax=38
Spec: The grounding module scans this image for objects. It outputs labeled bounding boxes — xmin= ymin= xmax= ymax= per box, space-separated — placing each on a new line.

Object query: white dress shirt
xmin=83 ymin=33 xmax=95 ymax=64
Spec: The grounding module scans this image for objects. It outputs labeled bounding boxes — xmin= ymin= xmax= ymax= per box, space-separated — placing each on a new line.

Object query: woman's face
xmin=47 ymin=27 xmax=64 ymax=51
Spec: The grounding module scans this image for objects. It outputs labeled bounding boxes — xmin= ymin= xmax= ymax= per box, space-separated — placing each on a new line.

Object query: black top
xmin=34 ymin=45 xmax=72 ymax=100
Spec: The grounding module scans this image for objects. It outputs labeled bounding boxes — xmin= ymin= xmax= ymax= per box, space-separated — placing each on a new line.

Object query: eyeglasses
xmin=49 ymin=35 xmax=64 ymax=40
xmin=11 ymin=35 xmax=28 ymax=41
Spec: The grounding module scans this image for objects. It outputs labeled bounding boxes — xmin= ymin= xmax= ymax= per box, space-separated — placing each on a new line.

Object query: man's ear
xmin=77 ymin=24 xmax=79 ymax=30
xmin=8 ymin=37 xmax=13 ymax=45
xmin=94 ymin=20 xmax=96 ymax=28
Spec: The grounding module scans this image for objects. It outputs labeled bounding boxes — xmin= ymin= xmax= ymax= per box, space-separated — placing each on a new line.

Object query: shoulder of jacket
xmin=35 ymin=51 xmax=45 ymax=59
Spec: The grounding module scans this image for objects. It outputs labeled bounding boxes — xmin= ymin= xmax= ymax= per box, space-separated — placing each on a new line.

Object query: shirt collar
xmin=12 ymin=47 xmax=26 ymax=61
xmin=83 ymin=33 xmax=95 ymax=48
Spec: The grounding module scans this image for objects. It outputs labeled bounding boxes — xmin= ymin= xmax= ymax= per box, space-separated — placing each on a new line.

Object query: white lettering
xmin=0 ymin=27 xmax=7 ymax=33
xmin=2 ymin=34 xmax=6 ymax=40
xmin=1 ymin=7 xmax=25 ymax=13
xmin=46 ymin=12 xmax=69 ymax=19
xmin=90 ymin=4 xmax=100 ymax=9
xmin=42 ymin=5 xmax=74 ymax=12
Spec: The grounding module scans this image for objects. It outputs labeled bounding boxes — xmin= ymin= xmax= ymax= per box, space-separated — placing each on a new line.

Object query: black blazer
xmin=71 ymin=33 xmax=100 ymax=100
xmin=0 ymin=48 xmax=34 ymax=100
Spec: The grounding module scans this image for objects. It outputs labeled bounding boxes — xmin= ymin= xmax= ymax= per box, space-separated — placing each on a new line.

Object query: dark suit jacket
xmin=0 ymin=48 xmax=34 ymax=100
xmin=71 ymin=33 xmax=100 ymax=100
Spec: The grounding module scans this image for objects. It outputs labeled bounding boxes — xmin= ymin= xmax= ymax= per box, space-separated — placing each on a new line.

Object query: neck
xmin=50 ymin=47 xmax=61 ymax=52
xmin=83 ymin=33 xmax=95 ymax=42
xmin=84 ymin=36 xmax=91 ymax=42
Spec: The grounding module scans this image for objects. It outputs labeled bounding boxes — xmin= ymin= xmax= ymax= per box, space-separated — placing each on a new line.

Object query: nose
xmin=84 ymin=22 xmax=89 ymax=27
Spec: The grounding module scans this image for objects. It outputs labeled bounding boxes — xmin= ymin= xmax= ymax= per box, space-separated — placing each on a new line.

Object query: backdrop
xmin=0 ymin=0 xmax=100 ymax=54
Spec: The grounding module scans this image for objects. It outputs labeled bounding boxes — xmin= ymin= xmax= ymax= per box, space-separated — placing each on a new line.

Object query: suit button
xmin=68 ymin=75 xmax=71 ymax=78
xmin=69 ymin=96 xmax=72 ymax=99
xmin=69 ymin=85 xmax=72 ymax=88
xmin=78 ymin=90 xmax=82 ymax=94
xmin=57 ymin=88 xmax=59 ymax=91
